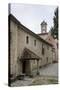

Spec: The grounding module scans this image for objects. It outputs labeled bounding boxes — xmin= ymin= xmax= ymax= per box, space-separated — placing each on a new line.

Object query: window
xmin=42 ymin=44 xmax=45 ymax=55
xmin=47 ymin=45 xmax=49 ymax=50
xmin=52 ymin=47 xmax=55 ymax=52
xmin=42 ymin=26 xmax=45 ymax=30
xmin=26 ymin=36 xmax=29 ymax=44
xmin=34 ymin=40 xmax=36 ymax=46
xmin=57 ymin=43 xmax=58 ymax=48
xmin=46 ymin=57 xmax=48 ymax=63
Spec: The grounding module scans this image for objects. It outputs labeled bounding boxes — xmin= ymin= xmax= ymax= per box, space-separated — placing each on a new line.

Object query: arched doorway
xmin=20 ymin=48 xmax=41 ymax=76
xmin=22 ymin=60 xmax=31 ymax=75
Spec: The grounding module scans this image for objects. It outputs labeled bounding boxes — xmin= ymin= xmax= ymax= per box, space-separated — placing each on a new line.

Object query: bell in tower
xmin=41 ymin=21 xmax=47 ymax=33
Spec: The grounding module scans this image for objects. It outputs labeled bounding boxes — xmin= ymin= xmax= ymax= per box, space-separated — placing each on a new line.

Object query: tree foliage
xmin=51 ymin=7 xmax=58 ymax=39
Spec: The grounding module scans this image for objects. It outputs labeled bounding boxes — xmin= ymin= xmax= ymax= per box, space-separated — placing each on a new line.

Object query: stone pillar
xmin=37 ymin=59 xmax=40 ymax=75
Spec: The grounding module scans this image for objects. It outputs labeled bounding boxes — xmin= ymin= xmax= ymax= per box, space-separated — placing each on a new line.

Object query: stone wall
xmin=10 ymin=20 xmax=53 ymax=78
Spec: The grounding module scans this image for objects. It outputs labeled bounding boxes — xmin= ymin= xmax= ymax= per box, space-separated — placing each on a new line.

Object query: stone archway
xmin=20 ymin=48 xmax=41 ymax=76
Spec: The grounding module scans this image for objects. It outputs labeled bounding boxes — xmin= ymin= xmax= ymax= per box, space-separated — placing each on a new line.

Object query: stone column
xmin=37 ymin=59 xmax=40 ymax=75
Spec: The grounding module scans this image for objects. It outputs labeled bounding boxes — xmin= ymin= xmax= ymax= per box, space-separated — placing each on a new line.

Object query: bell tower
xmin=41 ymin=21 xmax=47 ymax=33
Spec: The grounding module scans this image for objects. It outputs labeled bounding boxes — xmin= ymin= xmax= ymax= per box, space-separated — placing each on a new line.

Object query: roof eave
xmin=9 ymin=14 xmax=53 ymax=47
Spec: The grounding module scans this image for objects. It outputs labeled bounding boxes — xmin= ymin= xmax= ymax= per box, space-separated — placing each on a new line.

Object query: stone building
xmin=38 ymin=21 xmax=58 ymax=62
xmin=9 ymin=14 xmax=53 ymax=81
xmin=41 ymin=21 xmax=47 ymax=33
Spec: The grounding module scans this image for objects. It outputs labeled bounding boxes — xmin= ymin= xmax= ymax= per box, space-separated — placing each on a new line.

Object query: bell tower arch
xmin=41 ymin=21 xmax=47 ymax=33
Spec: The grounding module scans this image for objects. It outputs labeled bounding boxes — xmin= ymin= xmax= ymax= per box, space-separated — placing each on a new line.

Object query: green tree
xmin=51 ymin=7 xmax=58 ymax=39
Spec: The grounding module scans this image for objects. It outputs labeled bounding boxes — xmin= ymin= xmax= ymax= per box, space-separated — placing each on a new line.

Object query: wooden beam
xmin=20 ymin=58 xmax=41 ymax=61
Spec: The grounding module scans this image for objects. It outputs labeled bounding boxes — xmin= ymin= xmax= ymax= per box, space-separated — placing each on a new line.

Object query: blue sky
xmin=11 ymin=3 xmax=57 ymax=34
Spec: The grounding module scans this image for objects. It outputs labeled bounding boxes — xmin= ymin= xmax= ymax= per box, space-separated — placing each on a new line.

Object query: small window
xmin=57 ymin=43 xmax=58 ymax=48
xmin=52 ymin=47 xmax=55 ymax=52
xmin=42 ymin=44 xmax=44 ymax=55
xmin=46 ymin=57 xmax=48 ymax=63
xmin=34 ymin=40 xmax=36 ymax=46
xmin=26 ymin=36 xmax=29 ymax=44
xmin=47 ymin=45 xmax=49 ymax=50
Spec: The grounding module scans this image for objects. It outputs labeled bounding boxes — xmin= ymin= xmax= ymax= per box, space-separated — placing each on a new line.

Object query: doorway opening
xmin=22 ymin=60 xmax=30 ymax=75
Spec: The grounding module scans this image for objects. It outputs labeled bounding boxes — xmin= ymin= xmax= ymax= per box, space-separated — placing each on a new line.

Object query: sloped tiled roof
xmin=20 ymin=48 xmax=41 ymax=60
xmin=41 ymin=21 xmax=47 ymax=25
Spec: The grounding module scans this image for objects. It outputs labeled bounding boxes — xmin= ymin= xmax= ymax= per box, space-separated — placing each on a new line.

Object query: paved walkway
xmin=11 ymin=63 xmax=58 ymax=86
xmin=33 ymin=63 xmax=58 ymax=77
xmin=11 ymin=76 xmax=33 ymax=86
